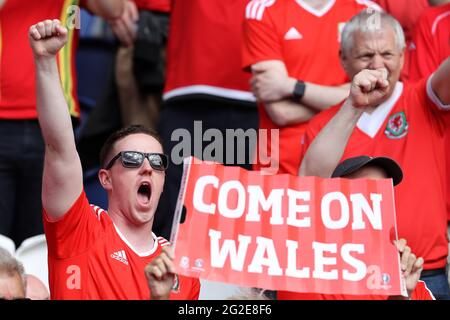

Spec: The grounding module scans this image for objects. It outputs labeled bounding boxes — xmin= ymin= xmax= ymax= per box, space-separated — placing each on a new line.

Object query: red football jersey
xmin=0 ymin=0 xmax=80 ymax=119
xmin=409 ymin=4 xmax=450 ymax=222
xmin=163 ymin=0 xmax=255 ymax=103
xmin=278 ymin=280 xmax=434 ymax=300
xmin=301 ymin=78 xmax=450 ymax=270
xmin=43 ymin=191 xmax=200 ymax=300
xmin=242 ymin=0 xmax=381 ymax=175
xmin=133 ymin=0 xmax=170 ymax=12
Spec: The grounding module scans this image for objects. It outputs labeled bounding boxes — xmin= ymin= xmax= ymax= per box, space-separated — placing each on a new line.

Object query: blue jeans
xmin=420 ymin=272 xmax=450 ymax=300
xmin=0 ymin=120 xmax=44 ymax=247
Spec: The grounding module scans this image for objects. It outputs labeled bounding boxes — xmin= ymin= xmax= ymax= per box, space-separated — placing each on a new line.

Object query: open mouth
xmin=137 ymin=182 xmax=152 ymax=205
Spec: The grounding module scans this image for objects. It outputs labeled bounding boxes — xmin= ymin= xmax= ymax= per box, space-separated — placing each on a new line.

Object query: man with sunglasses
xmin=29 ymin=19 xmax=200 ymax=299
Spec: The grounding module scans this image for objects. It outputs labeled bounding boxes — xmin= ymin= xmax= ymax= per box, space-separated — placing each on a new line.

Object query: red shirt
xmin=43 ymin=191 xmax=200 ymax=300
xmin=278 ymin=280 xmax=434 ymax=300
xmin=163 ymin=0 xmax=255 ymax=103
xmin=0 ymin=0 xmax=80 ymax=119
xmin=242 ymin=0 xmax=381 ymax=175
xmin=133 ymin=0 xmax=170 ymax=12
xmin=409 ymin=4 xmax=450 ymax=82
xmin=374 ymin=0 xmax=429 ymax=42
xmin=301 ymin=78 xmax=450 ymax=270
xmin=409 ymin=4 xmax=450 ymax=222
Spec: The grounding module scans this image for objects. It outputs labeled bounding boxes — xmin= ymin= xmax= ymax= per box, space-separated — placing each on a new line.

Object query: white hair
xmin=341 ymin=9 xmax=406 ymax=56
xmin=0 ymin=247 xmax=27 ymax=292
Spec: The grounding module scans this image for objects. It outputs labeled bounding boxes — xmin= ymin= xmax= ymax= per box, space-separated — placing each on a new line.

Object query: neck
xmin=108 ymin=209 xmax=155 ymax=254
xmin=301 ymin=0 xmax=332 ymax=10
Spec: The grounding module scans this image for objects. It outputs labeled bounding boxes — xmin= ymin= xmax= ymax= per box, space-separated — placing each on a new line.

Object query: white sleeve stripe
xmin=245 ymin=2 xmax=253 ymax=19
xmin=426 ymin=73 xmax=450 ymax=110
xmin=90 ymin=204 xmax=105 ymax=220
xmin=245 ymin=0 xmax=275 ymax=20
xmin=251 ymin=2 xmax=261 ymax=20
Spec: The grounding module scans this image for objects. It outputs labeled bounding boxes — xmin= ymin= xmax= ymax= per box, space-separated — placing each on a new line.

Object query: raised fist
xmin=29 ymin=19 xmax=68 ymax=58
xmin=349 ymin=68 xmax=390 ymax=108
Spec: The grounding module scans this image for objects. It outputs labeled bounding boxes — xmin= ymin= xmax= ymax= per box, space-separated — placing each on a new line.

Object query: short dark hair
xmin=99 ymin=125 xmax=164 ymax=168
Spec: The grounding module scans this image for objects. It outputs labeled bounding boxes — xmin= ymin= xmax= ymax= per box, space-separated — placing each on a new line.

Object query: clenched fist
xmin=349 ymin=68 xmax=390 ymax=109
xmin=29 ymin=19 xmax=68 ymax=58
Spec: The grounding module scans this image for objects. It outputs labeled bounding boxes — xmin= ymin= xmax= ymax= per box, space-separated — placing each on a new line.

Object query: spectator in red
xmin=242 ymin=0 xmax=382 ymax=176
xmin=0 ymin=0 xmax=124 ymax=249
xmin=408 ymin=0 xmax=450 ymax=288
xmin=28 ymin=20 xmax=200 ymax=300
xmin=299 ymin=10 xmax=450 ymax=299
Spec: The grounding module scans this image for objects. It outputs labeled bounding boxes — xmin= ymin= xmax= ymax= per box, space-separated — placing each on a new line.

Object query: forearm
xmin=35 ymin=57 xmax=77 ymax=156
xmin=281 ymin=78 xmax=350 ymax=110
xmin=86 ymin=0 xmax=125 ymax=20
xmin=299 ymin=99 xmax=363 ymax=177
xmin=302 ymin=82 xmax=350 ymax=111
xmin=265 ymin=99 xmax=316 ymax=127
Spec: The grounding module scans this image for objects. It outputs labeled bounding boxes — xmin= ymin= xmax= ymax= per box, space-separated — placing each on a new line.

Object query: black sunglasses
xmin=105 ymin=151 xmax=168 ymax=171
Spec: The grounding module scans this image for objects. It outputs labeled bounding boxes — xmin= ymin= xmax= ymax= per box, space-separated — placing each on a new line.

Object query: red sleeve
xmin=132 ymin=0 xmax=171 ymax=12
xmin=242 ymin=0 xmax=283 ymax=71
xmin=43 ymin=190 xmax=104 ymax=259
xmin=411 ymin=281 xmax=435 ymax=300
xmin=409 ymin=10 xmax=440 ymax=82
xmin=415 ymin=76 xmax=450 ymax=135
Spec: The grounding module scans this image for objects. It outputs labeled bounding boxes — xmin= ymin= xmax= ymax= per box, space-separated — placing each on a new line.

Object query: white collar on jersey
xmin=356 ymin=81 xmax=404 ymax=138
xmin=113 ymin=224 xmax=160 ymax=257
xmin=295 ymin=0 xmax=336 ymax=17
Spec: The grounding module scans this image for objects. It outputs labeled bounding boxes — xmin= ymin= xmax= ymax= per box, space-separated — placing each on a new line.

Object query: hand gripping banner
xmin=170 ymin=157 xmax=406 ymax=296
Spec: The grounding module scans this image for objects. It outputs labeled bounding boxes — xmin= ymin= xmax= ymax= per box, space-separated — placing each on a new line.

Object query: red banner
xmin=171 ymin=157 xmax=406 ymax=296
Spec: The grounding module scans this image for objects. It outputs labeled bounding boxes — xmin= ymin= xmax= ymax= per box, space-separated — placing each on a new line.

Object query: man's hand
xmin=349 ymin=68 xmax=389 ymax=108
xmin=250 ymin=61 xmax=295 ymax=102
xmin=29 ymin=19 xmax=68 ymax=58
xmin=144 ymin=246 xmax=176 ymax=300
xmin=108 ymin=0 xmax=138 ymax=47
xmin=394 ymin=238 xmax=424 ymax=299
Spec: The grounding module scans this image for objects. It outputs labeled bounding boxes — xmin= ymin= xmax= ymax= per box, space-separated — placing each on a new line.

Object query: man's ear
xmin=98 ymin=169 xmax=112 ymax=191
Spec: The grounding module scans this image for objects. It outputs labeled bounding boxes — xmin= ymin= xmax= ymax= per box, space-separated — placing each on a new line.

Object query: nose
xmin=139 ymin=157 xmax=154 ymax=174
xmin=369 ymin=54 xmax=385 ymax=70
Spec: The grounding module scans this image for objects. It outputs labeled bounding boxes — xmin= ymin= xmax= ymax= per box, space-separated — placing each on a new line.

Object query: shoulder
xmin=245 ymin=0 xmax=282 ymax=22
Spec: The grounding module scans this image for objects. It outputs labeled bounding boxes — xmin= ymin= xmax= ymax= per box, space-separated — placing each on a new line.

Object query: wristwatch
xmin=293 ymin=80 xmax=306 ymax=101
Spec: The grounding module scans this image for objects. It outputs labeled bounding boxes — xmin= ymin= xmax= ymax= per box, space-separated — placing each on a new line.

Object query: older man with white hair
xmin=0 ymin=247 xmax=27 ymax=300
xmin=299 ymin=10 xmax=450 ymax=299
